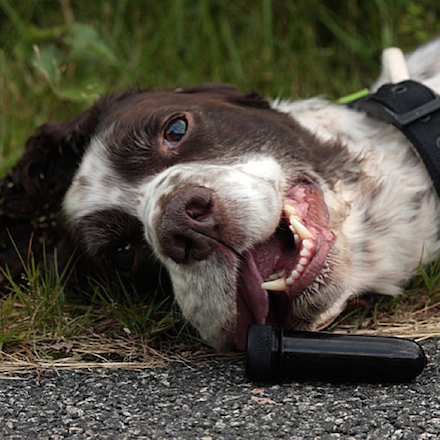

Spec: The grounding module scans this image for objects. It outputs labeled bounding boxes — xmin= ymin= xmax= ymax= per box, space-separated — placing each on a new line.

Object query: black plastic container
xmin=246 ymin=325 xmax=427 ymax=383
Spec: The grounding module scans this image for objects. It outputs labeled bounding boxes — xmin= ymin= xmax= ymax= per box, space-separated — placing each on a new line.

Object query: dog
xmin=1 ymin=38 xmax=439 ymax=352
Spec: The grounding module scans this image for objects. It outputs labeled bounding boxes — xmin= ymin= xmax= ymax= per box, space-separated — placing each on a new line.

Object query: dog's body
xmin=1 ymin=38 xmax=440 ymax=351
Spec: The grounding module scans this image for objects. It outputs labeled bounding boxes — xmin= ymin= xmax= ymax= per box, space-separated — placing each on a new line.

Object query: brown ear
xmin=0 ymin=93 xmax=132 ymax=281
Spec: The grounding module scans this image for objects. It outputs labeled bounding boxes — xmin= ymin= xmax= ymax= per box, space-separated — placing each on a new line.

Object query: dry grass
xmin=0 ymin=339 xmax=219 ymax=376
xmin=0 ymin=331 xmax=241 ymax=377
xmin=2 ymin=288 xmax=440 ymax=377
xmin=335 ymin=306 xmax=440 ymax=341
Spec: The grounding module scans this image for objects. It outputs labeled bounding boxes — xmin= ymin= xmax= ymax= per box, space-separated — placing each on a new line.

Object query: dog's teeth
xmin=289 ymin=215 xmax=314 ymax=239
xmin=285 ymin=277 xmax=295 ymax=286
xmin=267 ymin=270 xmax=286 ymax=281
xmin=303 ymin=238 xmax=315 ymax=250
xmin=296 ymin=264 xmax=305 ymax=273
xmin=261 ymin=277 xmax=288 ymax=292
xmin=299 ymin=257 xmax=309 ymax=266
xmin=262 ymin=213 xmax=316 ymax=293
xmin=284 ymin=203 xmax=297 ymax=217
xmin=290 ymin=270 xmax=301 ymax=280
xmin=300 ymin=247 xmax=311 ymax=258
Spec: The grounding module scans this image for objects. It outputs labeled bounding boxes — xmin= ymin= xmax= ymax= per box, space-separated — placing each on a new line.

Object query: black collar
xmin=349 ymin=80 xmax=440 ymax=198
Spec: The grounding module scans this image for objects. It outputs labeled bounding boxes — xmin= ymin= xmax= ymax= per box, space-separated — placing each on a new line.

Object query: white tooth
xmin=289 ymin=226 xmax=302 ymax=245
xmin=289 ymin=216 xmax=313 ymax=239
xmin=299 ymin=257 xmax=309 ymax=266
xmin=303 ymin=238 xmax=315 ymax=250
xmin=267 ymin=270 xmax=285 ymax=281
xmin=290 ymin=270 xmax=301 ymax=280
xmin=296 ymin=264 xmax=305 ymax=273
xmin=285 ymin=277 xmax=295 ymax=286
xmin=289 ymin=224 xmax=299 ymax=239
xmin=261 ymin=278 xmax=288 ymax=292
xmin=300 ymin=247 xmax=311 ymax=257
xmin=284 ymin=203 xmax=297 ymax=217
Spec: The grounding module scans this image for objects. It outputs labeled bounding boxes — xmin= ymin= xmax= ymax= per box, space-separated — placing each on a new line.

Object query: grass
xmin=0 ymin=248 xmax=195 ymax=370
xmin=1 ymin=0 xmax=440 ymax=372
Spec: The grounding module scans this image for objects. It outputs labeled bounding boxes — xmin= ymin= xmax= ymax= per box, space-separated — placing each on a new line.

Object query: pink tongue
xmin=235 ymin=253 xmax=270 ymax=350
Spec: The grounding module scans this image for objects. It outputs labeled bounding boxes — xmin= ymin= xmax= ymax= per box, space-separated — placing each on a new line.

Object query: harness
xmin=350 ymin=80 xmax=440 ymax=198
xmin=338 ymin=47 xmax=440 ymax=198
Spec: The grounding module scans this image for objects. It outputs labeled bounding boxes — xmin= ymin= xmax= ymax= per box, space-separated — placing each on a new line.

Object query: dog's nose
xmin=157 ymin=186 xmax=222 ymax=263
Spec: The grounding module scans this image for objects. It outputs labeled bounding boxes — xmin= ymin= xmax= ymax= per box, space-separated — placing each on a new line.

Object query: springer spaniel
xmin=1 ymin=38 xmax=440 ymax=352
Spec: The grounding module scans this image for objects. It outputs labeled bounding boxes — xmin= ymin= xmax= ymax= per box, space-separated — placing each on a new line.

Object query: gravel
xmin=1 ymin=339 xmax=440 ymax=439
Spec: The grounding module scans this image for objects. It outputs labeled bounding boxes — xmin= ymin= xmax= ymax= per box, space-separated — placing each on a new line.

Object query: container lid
xmin=245 ymin=325 xmax=275 ymax=381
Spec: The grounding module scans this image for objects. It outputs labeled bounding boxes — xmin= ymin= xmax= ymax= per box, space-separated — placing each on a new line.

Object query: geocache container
xmin=246 ymin=325 xmax=427 ymax=383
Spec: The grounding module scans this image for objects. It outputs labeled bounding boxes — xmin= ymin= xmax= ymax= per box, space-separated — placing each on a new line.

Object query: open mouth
xmin=235 ymin=178 xmax=335 ymax=350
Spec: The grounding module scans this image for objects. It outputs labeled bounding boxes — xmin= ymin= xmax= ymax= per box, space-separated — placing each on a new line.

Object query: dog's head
xmin=3 ymin=84 xmax=362 ymax=351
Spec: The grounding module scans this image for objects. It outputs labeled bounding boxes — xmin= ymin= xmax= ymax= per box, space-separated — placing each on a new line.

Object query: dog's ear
xmin=176 ymin=83 xmax=271 ymax=110
xmin=0 ymin=93 xmax=131 ymax=281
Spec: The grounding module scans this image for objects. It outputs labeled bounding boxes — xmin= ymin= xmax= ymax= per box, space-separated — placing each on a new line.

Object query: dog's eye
xmin=163 ymin=118 xmax=187 ymax=147
xmin=112 ymin=243 xmax=135 ymax=272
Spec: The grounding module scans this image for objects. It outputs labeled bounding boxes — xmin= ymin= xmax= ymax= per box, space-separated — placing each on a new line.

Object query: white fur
xmin=64 ymin=135 xmax=141 ymax=223
xmin=137 ymin=158 xmax=285 ymax=258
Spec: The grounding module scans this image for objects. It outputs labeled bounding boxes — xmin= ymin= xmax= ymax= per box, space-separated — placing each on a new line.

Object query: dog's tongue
xmin=235 ymin=251 xmax=274 ymax=350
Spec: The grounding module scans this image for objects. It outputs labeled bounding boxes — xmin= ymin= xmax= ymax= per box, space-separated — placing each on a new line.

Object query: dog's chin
xmin=234 ymin=178 xmax=337 ymax=350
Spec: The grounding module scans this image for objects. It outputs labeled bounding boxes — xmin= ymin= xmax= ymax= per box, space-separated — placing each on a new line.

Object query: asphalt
xmin=1 ymin=338 xmax=440 ymax=439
